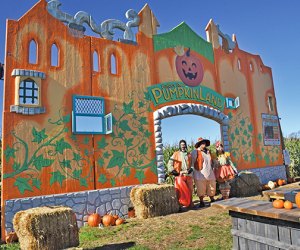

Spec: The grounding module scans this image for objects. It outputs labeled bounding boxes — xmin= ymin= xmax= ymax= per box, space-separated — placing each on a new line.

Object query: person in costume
xmin=168 ymin=139 xmax=193 ymax=208
xmin=213 ymin=141 xmax=238 ymax=199
xmin=192 ymin=137 xmax=216 ymax=208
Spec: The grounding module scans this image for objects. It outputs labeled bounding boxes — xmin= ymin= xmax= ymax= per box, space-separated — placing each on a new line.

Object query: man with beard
xmin=168 ymin=139 xmax=194 ymax=208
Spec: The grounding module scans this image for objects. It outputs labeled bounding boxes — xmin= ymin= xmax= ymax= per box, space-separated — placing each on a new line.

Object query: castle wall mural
xmin=1 ymin=0 xmax=285 ymax=239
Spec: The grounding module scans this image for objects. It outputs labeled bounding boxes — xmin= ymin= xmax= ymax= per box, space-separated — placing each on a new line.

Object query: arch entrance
xmin=153 ymin=103 xmax=230 ymax=183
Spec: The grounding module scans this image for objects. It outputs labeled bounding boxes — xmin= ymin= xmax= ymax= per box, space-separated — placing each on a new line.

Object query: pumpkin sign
xmin=175 ymin=47 xmax=204 ymax=87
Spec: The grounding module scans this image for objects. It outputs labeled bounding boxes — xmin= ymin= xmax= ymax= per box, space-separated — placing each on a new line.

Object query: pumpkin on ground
xmin=87 ymin=213 xmax=101 ymax=227
xmin=115 ymin=218 xmax=125 ymax=226
xmin=267 ymin=181 xmax=276 ymax=190
xmin=128 ymin=208 xmax=135 ymax=218
xmin=277 ymin=179 xmax=284 ymax=186
xmin=295 ymin=192 xmax=300 ymax=208
xmin=102 ymin=214 xmax=115 ymax=227
xmin=273 ymin=199 xmax=284 ymax=209
xmin=284 ymin=200 xmax=293 ymax=209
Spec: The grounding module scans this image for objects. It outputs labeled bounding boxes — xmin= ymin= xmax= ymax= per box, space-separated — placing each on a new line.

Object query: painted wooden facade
xmin=1 ymin=0 xmax=284 ymax=238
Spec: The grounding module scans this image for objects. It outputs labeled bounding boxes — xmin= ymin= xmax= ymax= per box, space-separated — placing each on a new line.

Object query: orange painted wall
xmin=1 ymin=0 xmax=284 ymax=239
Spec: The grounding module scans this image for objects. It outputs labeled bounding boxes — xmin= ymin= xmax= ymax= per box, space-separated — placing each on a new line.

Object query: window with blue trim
xmin=72 ymin=95 xmax=112 ymax=134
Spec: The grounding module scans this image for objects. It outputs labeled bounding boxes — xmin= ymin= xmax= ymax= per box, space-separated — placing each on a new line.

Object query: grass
xmin=1 ymin=206 xmax=232 ymax=249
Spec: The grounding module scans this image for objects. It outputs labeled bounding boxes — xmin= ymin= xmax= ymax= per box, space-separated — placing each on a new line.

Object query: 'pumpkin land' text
xmin=147 ymin=82 xmax=225 ymax=111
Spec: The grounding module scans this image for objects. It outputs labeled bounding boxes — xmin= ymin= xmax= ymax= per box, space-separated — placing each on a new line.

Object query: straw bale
xmin=130 ymin=184 xmax=180 ymax=219
xmin=13 ymin=206 xmax=79 ymax=250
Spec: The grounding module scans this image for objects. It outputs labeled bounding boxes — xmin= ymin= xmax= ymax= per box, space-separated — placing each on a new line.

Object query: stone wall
xmin=243 ymin=165 xmax=287 ymax=184
xmin=5 ymin=185 xmax=135 ymax=233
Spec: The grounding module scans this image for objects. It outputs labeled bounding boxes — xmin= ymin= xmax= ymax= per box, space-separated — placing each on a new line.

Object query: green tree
xmin=284 ymin=137 xmax=300 ymax=177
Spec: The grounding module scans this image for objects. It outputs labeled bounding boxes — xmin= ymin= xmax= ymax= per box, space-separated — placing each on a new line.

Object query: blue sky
xmin=1 ymin=0 xmax=300 ymax=145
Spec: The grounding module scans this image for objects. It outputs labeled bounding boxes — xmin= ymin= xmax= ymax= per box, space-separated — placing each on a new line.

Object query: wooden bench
xmin=262 ymin=185 xmax=300 ymax=202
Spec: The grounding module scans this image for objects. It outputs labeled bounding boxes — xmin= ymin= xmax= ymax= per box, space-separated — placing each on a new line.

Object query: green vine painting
xmin=3 ymin=91 xmax=158 ymax=195
xmin=3 ymin=111 xmax=93 ymax=194
xmin=228 ymin=111 xmax=280 ymax=167
xmin=96 ymin=91 xmax=157 ymax=186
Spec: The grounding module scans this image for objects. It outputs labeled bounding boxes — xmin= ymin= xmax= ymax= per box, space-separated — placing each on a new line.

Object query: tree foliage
xmin=284 ymin=137 xmax=300 ymax=177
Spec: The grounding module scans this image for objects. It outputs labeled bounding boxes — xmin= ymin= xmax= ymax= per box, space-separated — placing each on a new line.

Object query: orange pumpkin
xmin=115 ymin=218 xmax=125 ymax=226
xmin=295 ymin=192 xmax=300 ymax=208
xmin=5 ymin=232 xmax=18 ymax=244
xmin=128 ymin=207 xmax=135 ymax=218
xmin=102 ymin=214 xmax=115 ymax=227
xmin=284 ymin=200 xmax=293 ymax=209
xmin=87 ymin=213 xmax=101 ymax=227
xmin=273 ymin=199 xmax=284 ymax=209
xmin=277 ymin=179 xmax=284 ymax=186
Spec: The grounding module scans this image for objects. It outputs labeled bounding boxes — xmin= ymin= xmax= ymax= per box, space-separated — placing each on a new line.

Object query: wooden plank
xmin=256 ymin=221 xmax=268 ymax=250
xmin=213 ymin=198 xmax=300 ymax=223
xmin=237 ymin=218 xmax=249 ymax=250
xmin=231 ymin=229 xmax=299 ymax=250
xmin=278 ymin=226 xmax=291 ymax=246
xmin=246 ymin=220 xmax=258 ymax=249
xmin=232 ymin=217 xmax=239 ymax=250
xmin=266 ymin=224 xmax=279 ymax=250
xmin=291 ymin=228 xmax=300 ymax=246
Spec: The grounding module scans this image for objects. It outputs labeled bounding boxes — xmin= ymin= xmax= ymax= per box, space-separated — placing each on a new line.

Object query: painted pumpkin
xmin=295 ymin=192 xmax=300 ymax=208
xmin=272 ymin=199 xmax=284 ymax=209
xmin=284 ymin=200 xmax=293 ymax=209
xmin=175 ymin=48 xmax=204 ymax=87
xmin=87 ymin=213 xmax=101 ymax=227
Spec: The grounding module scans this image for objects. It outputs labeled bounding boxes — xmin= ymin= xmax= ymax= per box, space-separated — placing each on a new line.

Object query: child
xmin=213 ymin=141 xmax=237 ymax=199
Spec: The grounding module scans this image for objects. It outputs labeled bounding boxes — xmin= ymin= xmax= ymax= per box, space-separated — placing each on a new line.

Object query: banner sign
xmin=262 ymin=113 xmax=281 ymax=146
xmin=147 ymin=82 xmax=225 ymax=111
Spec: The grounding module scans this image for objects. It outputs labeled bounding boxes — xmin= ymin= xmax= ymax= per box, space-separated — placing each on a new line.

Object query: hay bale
xmin=130 ymin=184 xmax=180 ymax=219
xmin=13 ymin=206 xmax=79 ymax=250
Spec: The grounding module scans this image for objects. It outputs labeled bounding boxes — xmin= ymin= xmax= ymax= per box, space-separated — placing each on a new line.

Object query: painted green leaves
xmin=4 ymin=112 xmax=92 ymax=194
xmin=96 ymin=92 xmax=154 ymax=185
xmin=32 ymin=127 xmax=48 ymax=144
xmin=229 ymin=112 xmax=279 ymax=167
xmin=33 ymin=155 xmax=54 ymax=170
xmin=107 ymin=150 xmax=125 ymax=168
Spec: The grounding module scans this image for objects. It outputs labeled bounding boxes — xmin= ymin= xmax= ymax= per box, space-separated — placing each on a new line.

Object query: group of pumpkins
xmin=273 ymin=191 xmax=300 ymax=210
xmin=87 ymin=213 xmax=125 ymax=227
xmin=262 ymin=178 xmax=286 ymax=190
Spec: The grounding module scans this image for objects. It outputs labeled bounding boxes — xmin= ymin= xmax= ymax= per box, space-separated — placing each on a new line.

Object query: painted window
xmin=237 ymin=59 xmax=241 ymax=71
xmin=110 ymin=54 xmax=117 ymax=75
xmin=19 ymin=78 xmax=39 ymax=105
xmin=249 ymin=62 xmax=253 ymax=72
xmin=268 ymin=96 xmax=274 ymax=112
xmin=93 ymin=51 xmax=100 ymax=72
xmin=226 ymin=97 xmax=240 ymax=109
xmin=51 ymin=44 xmax=59 ymax=67
xmin=72 ymin=95 xmax=112 ymax=134
xmin=29 ymin=40 xmax=37 ymax=64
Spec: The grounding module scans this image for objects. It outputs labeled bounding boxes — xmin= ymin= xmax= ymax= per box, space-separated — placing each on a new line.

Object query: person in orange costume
xmin=192 ymin=137 xmax=216 ymax=208
xmin=213 ymin=141 xmax=238 ymax=199
xmin=168 ymin=139 xmax=193 ymax=208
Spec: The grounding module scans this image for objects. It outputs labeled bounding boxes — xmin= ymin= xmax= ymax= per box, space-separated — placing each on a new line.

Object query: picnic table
xmin=212 ymin=197 xmax=300 ymax=249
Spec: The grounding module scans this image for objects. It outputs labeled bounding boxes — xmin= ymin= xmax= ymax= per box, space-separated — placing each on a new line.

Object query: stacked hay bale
xmin=130 ymin=184 xmax=180 ymax=219
xmin=13 ymin=206 xmax=79 ymax=250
